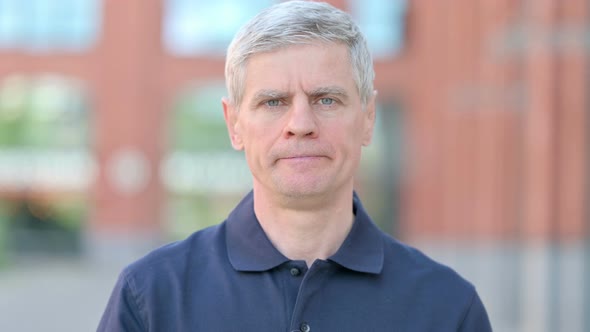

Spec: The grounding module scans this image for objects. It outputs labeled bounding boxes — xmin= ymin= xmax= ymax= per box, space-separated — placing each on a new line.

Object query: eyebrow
xmin=251 ymin=89 xmax=289 ymax=106
xmin=249 ymin=86 xmax=350 ymax=107
xmin=307 ymin=86 xmax=349 ymax=101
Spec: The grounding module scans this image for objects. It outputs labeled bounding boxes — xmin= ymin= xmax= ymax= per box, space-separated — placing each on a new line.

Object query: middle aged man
xmin=98 ymin=1 xmax=493 ymax=331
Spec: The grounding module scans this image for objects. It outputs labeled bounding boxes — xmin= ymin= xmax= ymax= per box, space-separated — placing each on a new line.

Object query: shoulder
xmin=122 ymin=222 xmax=227 ymax=283
xmin=381 ymin=233 xmax=476 ymax=299
xmin=379 ymin=234 xmax=490 ymax=327
xmin=98 ymin=223 xmax=230 ymax=330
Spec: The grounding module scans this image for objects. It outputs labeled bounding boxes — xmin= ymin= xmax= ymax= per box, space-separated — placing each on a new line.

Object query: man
xmin=98 ymin=1 xmax=492 ymax=331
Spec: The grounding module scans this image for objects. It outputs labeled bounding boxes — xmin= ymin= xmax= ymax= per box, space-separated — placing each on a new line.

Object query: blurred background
xmin=0 ymin=0 xmax=587 ymax=331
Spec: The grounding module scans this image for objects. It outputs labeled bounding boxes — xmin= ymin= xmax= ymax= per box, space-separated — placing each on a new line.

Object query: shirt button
xmin=290 ymin=267 xmax=301 ymax=276
xmin=300 ymin=322 xmax=311 ymax=332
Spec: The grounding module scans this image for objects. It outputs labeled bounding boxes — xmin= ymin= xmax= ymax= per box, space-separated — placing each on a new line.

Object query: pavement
xmin=0 ymin=256 xmax=123 ymax=332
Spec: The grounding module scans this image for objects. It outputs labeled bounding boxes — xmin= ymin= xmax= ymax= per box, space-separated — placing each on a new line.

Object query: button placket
xmin=289 ymin=261 xmax=329 ymax=332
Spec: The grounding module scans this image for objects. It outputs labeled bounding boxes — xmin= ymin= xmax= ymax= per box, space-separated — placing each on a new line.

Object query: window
xmin=163 ymin=0 xmax=275 ymax=56
xmin=0 ymin=74 xmax=94 ymax=254
xmin=348 ymin=0 xmax=407 ymax=58
xmin=356 ymin=102 xmax=404 ymax=235
xmin=161 ymin=83 xmax=250 ymax=238
xmin=0 ymin=0 xmax=101 ymax=52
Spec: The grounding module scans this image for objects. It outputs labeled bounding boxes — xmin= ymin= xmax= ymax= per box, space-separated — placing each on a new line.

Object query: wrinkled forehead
xmin=240 ymin=43 xmax=357 ymax=99
xmin=240 ymin=41 xmax=354 ymax=82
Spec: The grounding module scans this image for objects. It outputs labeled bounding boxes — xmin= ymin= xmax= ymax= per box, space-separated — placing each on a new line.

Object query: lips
xmin=271 ymin=145 xmax=333 ymax=164
xmin=276 ymin=154 xmax=325 ymax=168
xmin=281 ymin=154 xmax=323 ymax=159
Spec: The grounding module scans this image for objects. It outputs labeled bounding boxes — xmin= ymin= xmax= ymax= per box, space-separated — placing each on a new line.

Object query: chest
xmin=141 ymin=262 xmax=458 ymax=332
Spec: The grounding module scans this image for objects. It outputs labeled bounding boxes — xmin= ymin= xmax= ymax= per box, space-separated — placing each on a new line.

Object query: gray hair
xmin=225 ymin=0 xmax=374 ymax=108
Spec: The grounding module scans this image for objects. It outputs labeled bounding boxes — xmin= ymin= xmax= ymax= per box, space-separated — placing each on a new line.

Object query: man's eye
xmin=266 ymin=99 xmax=280 ymax=107
xmin=319 ymin=98 xmax=334 ymax=105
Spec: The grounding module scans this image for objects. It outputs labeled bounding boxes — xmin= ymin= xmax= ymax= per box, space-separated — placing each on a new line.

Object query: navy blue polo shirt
xmin=98 ymin=192 xmax=492 ymax=331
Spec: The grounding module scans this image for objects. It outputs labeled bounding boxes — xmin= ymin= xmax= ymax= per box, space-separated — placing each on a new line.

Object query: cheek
xmin=326 ymin=119 xmax=364 ymax=145
xmin=241 ymin=122 xmax=279 ymax=158
xmin=243 ymin=116 xmax=282 ymax=135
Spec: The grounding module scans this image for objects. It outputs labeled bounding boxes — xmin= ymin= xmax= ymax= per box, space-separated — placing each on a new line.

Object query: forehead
xmin=241 ymin=43 xmax=358 ymax=99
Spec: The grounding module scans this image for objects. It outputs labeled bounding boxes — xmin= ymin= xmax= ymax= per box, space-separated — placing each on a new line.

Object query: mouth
xmin=273 ymin=146 xmax=331 ymax=165
xmin=281 ymin=155 xmax=323 ymax=160
xmin=276 ymin=155 xmax=326 ymax=166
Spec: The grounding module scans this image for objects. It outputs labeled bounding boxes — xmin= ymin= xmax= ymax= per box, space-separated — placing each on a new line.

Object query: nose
xmin=284 ymin=99 xmax=319 ymax=139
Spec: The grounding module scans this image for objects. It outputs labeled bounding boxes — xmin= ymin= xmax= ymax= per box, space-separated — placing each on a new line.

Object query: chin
xmin=279 ymin=188 xmax=324 ymax=198
xmin=274 ymin=180 xmax=331 ymax=199
xmin=266 ymin=172 xmax=346 ymax=199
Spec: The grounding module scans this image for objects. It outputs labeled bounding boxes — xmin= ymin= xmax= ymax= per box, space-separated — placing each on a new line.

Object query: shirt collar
xmin=226 ymin=191 xmax=290 ymax=272
xmin=225 ymin=191 xmax=384 ymax=274
xmin=327 ymin=192 xmax=384 ymax=274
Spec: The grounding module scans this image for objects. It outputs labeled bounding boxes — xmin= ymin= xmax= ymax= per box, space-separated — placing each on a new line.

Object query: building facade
xmin=0 ymin=1 xmax=587 ymax=331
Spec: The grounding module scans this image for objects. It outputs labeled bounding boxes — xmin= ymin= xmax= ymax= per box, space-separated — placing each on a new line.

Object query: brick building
xmin=0 ymin=1 xmax=587 ymax=331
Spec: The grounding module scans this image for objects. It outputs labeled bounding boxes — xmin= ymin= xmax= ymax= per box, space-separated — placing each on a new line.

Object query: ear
xmin=222 ymin=97 xmax=244 ymax=151
xmin=362 ymin=90 xmax=377 ymax=146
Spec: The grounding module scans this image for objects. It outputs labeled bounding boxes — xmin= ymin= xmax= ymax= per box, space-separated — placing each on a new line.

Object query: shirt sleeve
xmin=97 ymin=270 xmax=146 ymax=332
xmin=458 ymin=290 xmax=493 ymax=332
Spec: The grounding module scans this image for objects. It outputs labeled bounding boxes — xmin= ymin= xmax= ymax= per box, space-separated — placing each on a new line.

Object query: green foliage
xmin=0 ymin=76 xmax=90 ymax=250
xmin=170 ymin=84 xmax=231 ymax=152
xmin=48 ymin=197 xmax=88 ymax=231
xmin=0 ymin=76 xmax=89 ymax=149
xmin=166 ymin=193 xmax=242 ymax=240
xmin=165 ymin=83 xmax=246 ymax=239
xmin=0 ymin=201 xmax=13 ymax=267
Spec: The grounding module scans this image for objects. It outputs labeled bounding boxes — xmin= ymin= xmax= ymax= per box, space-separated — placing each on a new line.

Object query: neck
xmin=253 ymin=187 xmax=355 ymax=267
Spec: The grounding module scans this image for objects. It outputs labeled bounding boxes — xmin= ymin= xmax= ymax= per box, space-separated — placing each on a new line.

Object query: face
xmin=223 ymin=43 xmax=376 ymax=200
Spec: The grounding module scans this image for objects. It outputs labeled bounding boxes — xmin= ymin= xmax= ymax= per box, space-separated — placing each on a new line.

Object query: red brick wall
xmin=0 ymin=0 xmax=586 ymax=241
xmin=397 ymin=0 xmax=588 ymax=241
